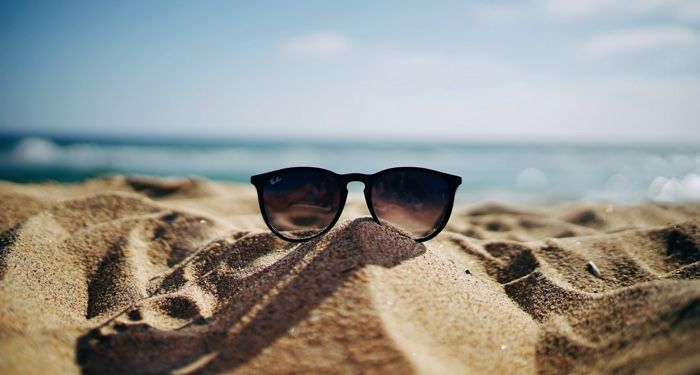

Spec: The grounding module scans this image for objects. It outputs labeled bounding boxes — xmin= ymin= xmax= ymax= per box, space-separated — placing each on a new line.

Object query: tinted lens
xmin=371 ymin=170 xmax=451 ymax=239
xmin=262 ymin=169 xmax=341 ymax=240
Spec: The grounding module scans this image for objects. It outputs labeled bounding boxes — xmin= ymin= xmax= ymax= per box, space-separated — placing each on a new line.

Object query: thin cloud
xmin=540 ymin=0 xmax=700 ymax=20
xmin=581 ymin=26 xmax=700 ymax=58
xmin=472 ymin=2 xmax=533 ymax=24
xmin=677 ymin=1 xmax=700 ymax=21
xmin=279 ymin=32 xmax=352 ymax=58
xmin=540 ymin=0 xmax=606 ymax=17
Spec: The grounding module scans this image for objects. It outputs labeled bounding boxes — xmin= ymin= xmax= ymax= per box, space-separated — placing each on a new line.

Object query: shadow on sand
xmin=77 ymin=217 xmax=426 ymax=374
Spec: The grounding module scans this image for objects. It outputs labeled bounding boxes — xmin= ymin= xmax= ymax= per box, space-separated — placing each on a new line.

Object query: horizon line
xmin=1 ymin=128 xmax=699 ymax=149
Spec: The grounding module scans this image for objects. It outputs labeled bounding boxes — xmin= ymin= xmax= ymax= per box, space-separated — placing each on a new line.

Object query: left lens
xmin=370 ymin=169 xmax=451 ymax=239
xmin=262 ymin=169 xmax=341 ymax=240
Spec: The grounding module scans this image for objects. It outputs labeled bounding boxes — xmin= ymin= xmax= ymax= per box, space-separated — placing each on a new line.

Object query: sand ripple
xmin=0 ymin=177 xmax=699 ymax=374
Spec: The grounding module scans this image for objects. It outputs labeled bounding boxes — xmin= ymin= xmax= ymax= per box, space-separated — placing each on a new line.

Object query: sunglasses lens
xmin=371 ymin=170 xmax=451 ymax=239
xmin=262 ymin=169 xmax=341 ymax=240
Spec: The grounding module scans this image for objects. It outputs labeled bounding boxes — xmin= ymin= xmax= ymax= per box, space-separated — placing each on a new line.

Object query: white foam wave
xmin=10 ymin=137 xmax=62 ymax=164
xmin=648 ymin=174 xmax=700 ymax=202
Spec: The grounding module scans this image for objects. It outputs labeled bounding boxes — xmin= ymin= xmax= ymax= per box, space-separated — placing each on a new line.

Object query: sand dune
xmin=0 ymin=176 xmax=698 ymax=374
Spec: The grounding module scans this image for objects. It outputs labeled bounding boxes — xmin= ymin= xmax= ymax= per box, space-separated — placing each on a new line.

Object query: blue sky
xmin=1 ymin=0 xmax=699 ymax=142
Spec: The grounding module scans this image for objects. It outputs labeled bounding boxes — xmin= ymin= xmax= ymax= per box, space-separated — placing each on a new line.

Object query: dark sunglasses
xmin=251 ymin=167 xmax=462 ymax=242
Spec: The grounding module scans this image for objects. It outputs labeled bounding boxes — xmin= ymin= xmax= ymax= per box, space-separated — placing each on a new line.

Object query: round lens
xmin=262 ymin=169 xmax=341 ymax=240
xmin=371 ymin=170 xmax=451 ymax=239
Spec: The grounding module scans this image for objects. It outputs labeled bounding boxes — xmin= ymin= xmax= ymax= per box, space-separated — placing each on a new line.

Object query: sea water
xmin=1 ymin=134 xmax=699 ymax=203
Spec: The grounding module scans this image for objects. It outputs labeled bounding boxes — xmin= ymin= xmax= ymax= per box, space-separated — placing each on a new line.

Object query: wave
xmin=1 ymin=137 xmax=700 ymax=202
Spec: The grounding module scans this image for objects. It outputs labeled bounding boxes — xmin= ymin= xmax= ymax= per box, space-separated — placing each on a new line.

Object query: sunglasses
xmin=250 ymin=167 xmax=462 ymax=242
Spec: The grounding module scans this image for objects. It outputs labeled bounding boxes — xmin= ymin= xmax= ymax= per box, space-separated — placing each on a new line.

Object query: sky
xmin=1 ymin=0 xmax=699 ymax=143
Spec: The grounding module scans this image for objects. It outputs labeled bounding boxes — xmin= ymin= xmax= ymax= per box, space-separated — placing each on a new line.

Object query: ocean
xmin=1 ymin=134 xmax=699 ymax=203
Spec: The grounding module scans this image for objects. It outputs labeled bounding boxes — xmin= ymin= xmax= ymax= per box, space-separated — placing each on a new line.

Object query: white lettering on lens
xmin=269 ymin=176 xmax=282 ymax=185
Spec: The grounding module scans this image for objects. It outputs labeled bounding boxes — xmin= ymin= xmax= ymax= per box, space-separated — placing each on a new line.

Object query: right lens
xmin=371 ymin=169 xmax=451 ymax=239
xmin=261 ymin=169 xmax=342 ymax=240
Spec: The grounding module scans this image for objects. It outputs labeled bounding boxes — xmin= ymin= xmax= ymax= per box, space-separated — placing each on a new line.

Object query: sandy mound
xmin=0 ymin=177 xmax=699 ymax=374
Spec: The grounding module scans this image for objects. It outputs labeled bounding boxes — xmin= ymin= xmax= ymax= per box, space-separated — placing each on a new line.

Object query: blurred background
xmin=1 ymin=1 xmax=699 ymax=202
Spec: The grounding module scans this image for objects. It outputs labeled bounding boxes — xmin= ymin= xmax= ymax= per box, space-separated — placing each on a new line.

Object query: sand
xmin=0 ymin=175 xmax=699 ymax=374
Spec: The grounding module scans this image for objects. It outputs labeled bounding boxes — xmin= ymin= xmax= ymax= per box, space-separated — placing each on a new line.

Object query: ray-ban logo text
xmin=269 ymin=176 xmax=282 ymax=185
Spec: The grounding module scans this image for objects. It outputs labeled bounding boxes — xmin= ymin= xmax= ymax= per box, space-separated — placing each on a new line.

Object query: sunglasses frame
xmin=251 ymin=166 xmax=462 ymax=243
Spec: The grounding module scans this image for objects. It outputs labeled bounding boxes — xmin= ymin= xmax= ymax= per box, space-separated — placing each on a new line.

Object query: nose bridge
xmin=342 ymin=173 xmax=370 ymax=187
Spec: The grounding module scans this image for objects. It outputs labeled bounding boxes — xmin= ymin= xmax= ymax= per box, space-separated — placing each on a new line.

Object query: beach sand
xmin=1 ymin=175 xmax=699 ymax=374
